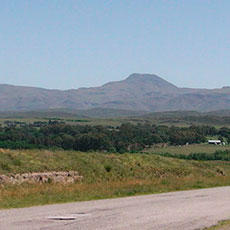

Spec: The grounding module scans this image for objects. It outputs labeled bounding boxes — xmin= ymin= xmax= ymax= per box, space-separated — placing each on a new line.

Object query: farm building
xmin=208 ymin=140 xmax=222 ymax=145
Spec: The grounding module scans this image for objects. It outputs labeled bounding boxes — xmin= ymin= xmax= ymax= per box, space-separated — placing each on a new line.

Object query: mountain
xmin=1 ymin=73 xmax=230 ymax=113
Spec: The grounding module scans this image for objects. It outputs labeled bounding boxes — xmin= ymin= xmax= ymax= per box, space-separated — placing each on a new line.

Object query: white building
xmin=208 ymin=140 xmax=222 ymax=145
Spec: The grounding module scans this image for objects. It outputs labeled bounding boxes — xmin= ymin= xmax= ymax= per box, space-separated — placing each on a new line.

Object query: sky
xmin=1 ymin=0 xmax=230 ymax=90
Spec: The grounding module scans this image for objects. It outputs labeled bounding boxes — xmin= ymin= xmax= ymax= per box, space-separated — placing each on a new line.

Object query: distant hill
xmin=0 ymin=108 xmax=147 ymax=119
xmin=1 ymin=73 xmax=230 ymax=112
xmin=141 ymin=110 xmax=230 ymax=126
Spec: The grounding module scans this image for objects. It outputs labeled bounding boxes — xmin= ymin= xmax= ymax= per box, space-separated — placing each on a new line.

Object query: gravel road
xmin=1 ymin=186 xmax=230 ymax=230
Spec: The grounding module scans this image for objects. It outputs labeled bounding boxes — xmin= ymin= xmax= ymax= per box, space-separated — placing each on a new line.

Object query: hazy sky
xmin=1 ymin=0 xmax=230 ymax=89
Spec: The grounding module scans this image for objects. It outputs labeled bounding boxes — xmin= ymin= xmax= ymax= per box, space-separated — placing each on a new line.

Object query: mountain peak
xmin=125 ymin=73 xmax=177 ymax=89
xmin=126 ymin=73 xmax=162 ymax=81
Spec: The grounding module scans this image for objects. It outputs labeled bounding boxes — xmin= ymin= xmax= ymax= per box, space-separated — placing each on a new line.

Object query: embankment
xmin=1 ymin=149 xmax=230 ymax=209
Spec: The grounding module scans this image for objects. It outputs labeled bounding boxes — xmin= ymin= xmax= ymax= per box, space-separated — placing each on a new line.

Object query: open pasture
xmin=145 ymin=144 xmax=230 ymax=156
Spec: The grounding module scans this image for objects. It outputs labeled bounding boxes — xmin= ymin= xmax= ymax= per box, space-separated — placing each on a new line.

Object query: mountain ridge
xmin=0 ymin=73 xmax=230 ymax=112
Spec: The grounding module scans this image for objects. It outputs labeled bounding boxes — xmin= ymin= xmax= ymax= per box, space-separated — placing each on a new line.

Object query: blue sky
xmin=1 ymin=0 xmax=230 ymax=89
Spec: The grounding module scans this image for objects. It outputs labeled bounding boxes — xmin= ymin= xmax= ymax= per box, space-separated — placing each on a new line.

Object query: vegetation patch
xmin=152 ymin=150 xmax=230 ymax=161
xmin=0 ymin=150 xmax=230 ymax=209
xmin=146 ymin=144 xmax=230 ymax=156
xmin=204 ymin=220 xmax=230 ymax=230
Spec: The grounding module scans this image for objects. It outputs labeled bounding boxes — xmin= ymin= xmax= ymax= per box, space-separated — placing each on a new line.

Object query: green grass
xmin=0 ymin=117 xmax=142 ymax=127
xmin=2 ymin=113 xmax=230 ymax=128
xmin=145 ymin=144 xmax=230 ymax=156
xmin=205 ymin=221 xmax=230 ymax=230
xmin=1 ymin=149 xmax=230 ymax=209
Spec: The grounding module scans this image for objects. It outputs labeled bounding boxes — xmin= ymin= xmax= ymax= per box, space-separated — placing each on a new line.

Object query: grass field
xmin=3 ymin=110 xmax=230 ymax=127
xmin=1 ymin=149 xmax=230 ymax=209
xmin=145 ymin=144 xmax=230 ymax=156
xmin=2 ymin=112 xmax=230 ymax=128
xmin=0 ymin=117 xmax=149 ymax=127
xmin=0 ymin=117 xmax=219 ymax=127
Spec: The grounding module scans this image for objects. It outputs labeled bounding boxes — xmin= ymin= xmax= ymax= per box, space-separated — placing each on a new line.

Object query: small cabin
xmin=208 ymin=140 xmax=222 ymax=145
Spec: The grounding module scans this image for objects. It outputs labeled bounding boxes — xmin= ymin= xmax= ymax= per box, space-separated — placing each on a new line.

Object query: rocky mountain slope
xmin=1 ymin=73 xmax=230 ymax=112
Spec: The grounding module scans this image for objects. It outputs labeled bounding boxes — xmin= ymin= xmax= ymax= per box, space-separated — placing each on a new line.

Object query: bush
xmin=105 ymin=165 xmax=112 ymax=172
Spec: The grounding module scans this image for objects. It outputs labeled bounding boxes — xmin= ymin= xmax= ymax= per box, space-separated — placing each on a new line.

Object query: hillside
xmin=1 ymin=149 xmax=230 ymax=209
xmin=1 ymin=73 xmax=230 ymax=112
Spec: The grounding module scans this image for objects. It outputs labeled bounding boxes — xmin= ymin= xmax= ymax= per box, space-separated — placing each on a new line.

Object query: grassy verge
xmin=1 ymin=149 xmax=230 ymax=209
xmin=205 ymin=221 xmax=230 ymax=229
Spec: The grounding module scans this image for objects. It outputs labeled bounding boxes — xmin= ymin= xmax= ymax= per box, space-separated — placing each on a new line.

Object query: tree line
xmin=0 ymin=122 xmax=229 ymax=152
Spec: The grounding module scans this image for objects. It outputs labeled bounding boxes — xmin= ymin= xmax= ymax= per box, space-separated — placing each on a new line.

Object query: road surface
xmin=1 ymin=186 xmax=230 ymax=230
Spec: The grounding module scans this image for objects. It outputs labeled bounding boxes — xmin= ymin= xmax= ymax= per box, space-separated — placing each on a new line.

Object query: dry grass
xmin=1 ymin=150 xmax=230 ymax=209
xmin=1 ymin=176 xmax=230 ymax=209
xmin=205 ymin=221 xmax=230 ymax=230
xmin=146 ymin=144 xmax=230 ymax=156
